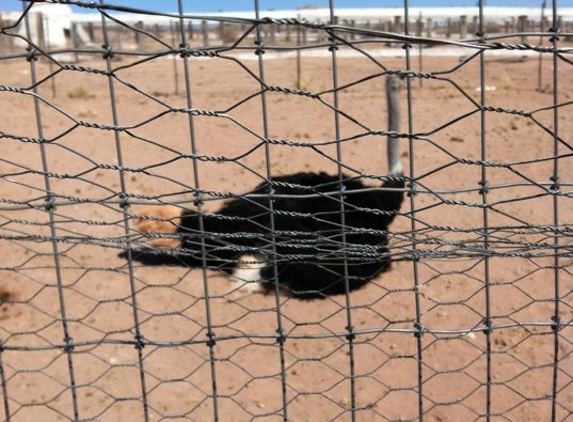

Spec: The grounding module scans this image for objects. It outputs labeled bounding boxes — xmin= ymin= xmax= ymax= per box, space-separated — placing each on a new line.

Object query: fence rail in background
xmin=0 ymin=1 xmax=572 ymax=422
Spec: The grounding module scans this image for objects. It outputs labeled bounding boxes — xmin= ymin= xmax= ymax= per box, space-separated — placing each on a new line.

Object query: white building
xmin=8 ymin=3 xmax=73 ymax=48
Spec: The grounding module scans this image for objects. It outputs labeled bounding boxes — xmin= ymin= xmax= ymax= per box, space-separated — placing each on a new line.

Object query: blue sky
xmin=3 ymin=0 xmax=572 ymax=12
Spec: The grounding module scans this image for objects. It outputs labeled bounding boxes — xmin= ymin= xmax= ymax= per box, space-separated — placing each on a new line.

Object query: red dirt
xmin=1 ymin=48 xmax=572 ymax=422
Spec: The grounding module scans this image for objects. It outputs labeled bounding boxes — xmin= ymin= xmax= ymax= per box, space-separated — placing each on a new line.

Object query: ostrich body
xmin=127 ymin=75 xmax=404 ymax=298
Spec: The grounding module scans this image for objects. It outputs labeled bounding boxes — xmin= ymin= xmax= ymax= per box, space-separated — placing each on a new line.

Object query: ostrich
xmin=125 ymin=74 xmax=405 ymax=299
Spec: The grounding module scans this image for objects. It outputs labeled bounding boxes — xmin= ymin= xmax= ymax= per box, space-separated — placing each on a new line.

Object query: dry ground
xmin=1 ymin=44 xmax=572 ymax=422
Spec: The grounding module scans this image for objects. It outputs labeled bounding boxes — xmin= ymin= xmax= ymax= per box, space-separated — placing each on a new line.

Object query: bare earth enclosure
xmin=0 ymin=3 xmax=572 ymax=422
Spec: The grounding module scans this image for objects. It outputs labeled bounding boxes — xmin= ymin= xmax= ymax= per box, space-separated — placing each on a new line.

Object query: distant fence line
xmin=1 ymin=7 xmax=572 ymax=54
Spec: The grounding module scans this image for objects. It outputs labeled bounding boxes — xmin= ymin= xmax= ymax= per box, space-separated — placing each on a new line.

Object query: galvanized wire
xmin=0 ymin=1 xmax=572 ymax=422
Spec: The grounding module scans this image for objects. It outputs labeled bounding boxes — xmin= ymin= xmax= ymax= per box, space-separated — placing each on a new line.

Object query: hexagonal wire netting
xmin=0 ymin=1 xmax=572 ymax=421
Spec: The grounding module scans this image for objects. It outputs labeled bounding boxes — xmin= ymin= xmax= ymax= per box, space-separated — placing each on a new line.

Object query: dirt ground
xmin=1 ymin=41 xmax=572 ymax=422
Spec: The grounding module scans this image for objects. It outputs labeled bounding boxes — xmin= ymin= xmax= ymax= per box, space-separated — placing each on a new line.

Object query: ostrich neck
xmin=386 ymin=77 xmax=403 ymax=177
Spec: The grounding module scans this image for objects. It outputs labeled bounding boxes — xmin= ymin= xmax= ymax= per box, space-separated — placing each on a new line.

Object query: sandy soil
xmin=1 ymin=43 xmax=572 ymax=422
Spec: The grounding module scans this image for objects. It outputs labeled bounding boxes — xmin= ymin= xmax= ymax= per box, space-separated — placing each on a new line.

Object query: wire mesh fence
xmin=1 ymin=1 xmax=572 ymax=421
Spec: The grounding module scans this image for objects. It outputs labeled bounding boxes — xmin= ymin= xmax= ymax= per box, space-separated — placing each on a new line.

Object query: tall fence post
xmin=472 ymin=16 xmax=478 ymax=35
xmin=426 ymin=17 xmax=433 ymax=37
xmin=417 ymin=13 xmax=424 ymax=87
xmin=71 ymin=22 xmax=79 ymax=62
xmin=187 ymin=21 xmax=194 ymax=41
xmin=393 ymin=15 xmax=402 ymax=34
xmin=296 ymin=16 xmax=302 ymax=90
xmin=460 ymin=15 xmax=467 ymax=39
xmin=518 ymin=15 xmax=529 ymax=43
xmin=201 ymin=20 xmax=209 ymax=47
xmin=446 ymin=17 xmax=452 ymax=38
xmin=134 ymin=20 xmax=143 ymax=46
